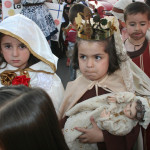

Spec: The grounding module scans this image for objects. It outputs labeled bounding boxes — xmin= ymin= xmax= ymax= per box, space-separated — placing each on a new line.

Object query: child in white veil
xmin=0 ymin=14 xmax=64 ymax=114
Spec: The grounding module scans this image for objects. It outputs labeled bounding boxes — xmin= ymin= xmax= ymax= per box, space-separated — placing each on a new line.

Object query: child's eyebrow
xmin=129 ymin=21 xmax=147 ymax=23
xmin=19 ymin=43 xmax=26 ymax=45
xmin=1 ymin=43 xmax=11 ymax=45
xmin=78 ymin=53 xmax=85 ymax=55
xmin=128 ymin=21 xmax=135 ymax=23
xmin=94 ymin=53 xmax=105 ymax=56
xmin=140 ymin=21 xmax=147 ymax=23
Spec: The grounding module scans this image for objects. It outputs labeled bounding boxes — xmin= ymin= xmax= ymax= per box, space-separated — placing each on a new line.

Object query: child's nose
xmin=87 ymin=59 xmax=94 ymax=68
xmin=135 ymin=24 xmax=140 ymax=31
xmin=12 ymin=48 xmax=19 ymax=56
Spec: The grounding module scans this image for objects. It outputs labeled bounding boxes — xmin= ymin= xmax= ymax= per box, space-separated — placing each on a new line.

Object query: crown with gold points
xmin=75 ymin=8 xmax=117 ymax=40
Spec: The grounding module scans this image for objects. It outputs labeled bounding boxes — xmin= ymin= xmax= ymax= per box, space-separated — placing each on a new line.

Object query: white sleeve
xmin=31 ymin=73 xmax=64 ymax=115
xmin=49 ymin=74 xmax=64 ymax=114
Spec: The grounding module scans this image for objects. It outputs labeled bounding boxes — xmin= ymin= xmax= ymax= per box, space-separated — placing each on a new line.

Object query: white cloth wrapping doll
xmin=64 ymin=92 xmax=150 ymax=150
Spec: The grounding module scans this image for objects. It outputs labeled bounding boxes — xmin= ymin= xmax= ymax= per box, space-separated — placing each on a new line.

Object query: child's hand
xmin=108 ymin=96 xmax=116 ymax=103
xmin=100 ymin=109 xmax=110 ymax=118
xmin=75 ymin=116 xmax=104 ymax=143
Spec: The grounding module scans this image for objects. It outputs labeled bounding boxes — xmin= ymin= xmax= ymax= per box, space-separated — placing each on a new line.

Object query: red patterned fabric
xmin=132 ymin=44 xmax=150 ymax=78
xmin=65 ymin=28 xmax=77 ymax=43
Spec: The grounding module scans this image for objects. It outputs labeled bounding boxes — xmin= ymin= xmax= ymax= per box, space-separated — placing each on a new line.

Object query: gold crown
xmin=75 ymin=8 xmax=117 ymax=40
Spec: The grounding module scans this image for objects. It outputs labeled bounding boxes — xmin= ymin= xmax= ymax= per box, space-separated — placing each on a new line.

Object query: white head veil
xmin=0 ymin=14 xmax=58 ymax=73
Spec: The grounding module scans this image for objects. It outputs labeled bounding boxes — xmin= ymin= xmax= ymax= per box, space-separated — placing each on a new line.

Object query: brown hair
xmin=0 ymin=85 xmax=69 ymax=150
xmin=124 ymin=2 xmax=150 ymax=22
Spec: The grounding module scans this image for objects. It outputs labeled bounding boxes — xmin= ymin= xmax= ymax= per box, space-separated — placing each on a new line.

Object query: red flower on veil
xmin=12 ymin=75 xmax=30 ymax=87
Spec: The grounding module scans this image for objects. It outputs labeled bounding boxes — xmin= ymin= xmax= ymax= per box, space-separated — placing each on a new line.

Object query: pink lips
xmin=135 ymin=33 xmax=141 ymax=36
xmin=12 ymin=60 xmax=20 ymax=63
xmin=133 ymin=33 xmax=142 ymax=36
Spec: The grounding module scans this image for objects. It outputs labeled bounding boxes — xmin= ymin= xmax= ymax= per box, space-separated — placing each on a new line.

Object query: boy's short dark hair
xmin=124 ymin=2 xmax=150 ymax=22
xmin=69 ymin=3 xmax=91 ymax=24
xmin=72 ymin=36 xmax=121 ymax=75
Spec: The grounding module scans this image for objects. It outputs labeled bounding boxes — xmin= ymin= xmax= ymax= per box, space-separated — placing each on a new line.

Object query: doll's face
xmin=78 ymin=40 xmax=109 ymax=81
xmin=1 ymin=35 xmax=30 ymax=69
xmin=123 ymin=101 xmax=137 ymax=119
xmin=125 ymin=13 xmax=150 ymax=40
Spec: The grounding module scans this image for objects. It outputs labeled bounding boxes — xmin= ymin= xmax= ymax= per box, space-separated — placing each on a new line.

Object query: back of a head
xmin=69 ymin=3 xmax=91 ymax=24
xmin=0 ymin=85 xmax=30 ymax=105
xmin=124 ymin=2 xmax=150 ymax=22
xmin=0 ymin=85 xmax=69 ymax=150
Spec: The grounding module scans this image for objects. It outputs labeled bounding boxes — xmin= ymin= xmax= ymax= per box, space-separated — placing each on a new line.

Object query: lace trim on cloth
xmin=32 ymin=73 xmax=64 ymax=113
xmin=113 ymin=17 xmax=134 ymax=93
xmin=33 ymin=73 xmax=53 ymax=90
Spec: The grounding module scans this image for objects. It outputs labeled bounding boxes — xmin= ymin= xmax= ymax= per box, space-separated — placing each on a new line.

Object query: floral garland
xmin=0 ymin=71 xmax=30 ymax=87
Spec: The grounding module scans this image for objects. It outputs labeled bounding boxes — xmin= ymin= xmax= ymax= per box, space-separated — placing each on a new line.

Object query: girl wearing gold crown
xmin=0 ymin=14 xmax=64 ymax=115
xmin=59 ymin=12 xmax=150 ymax=150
